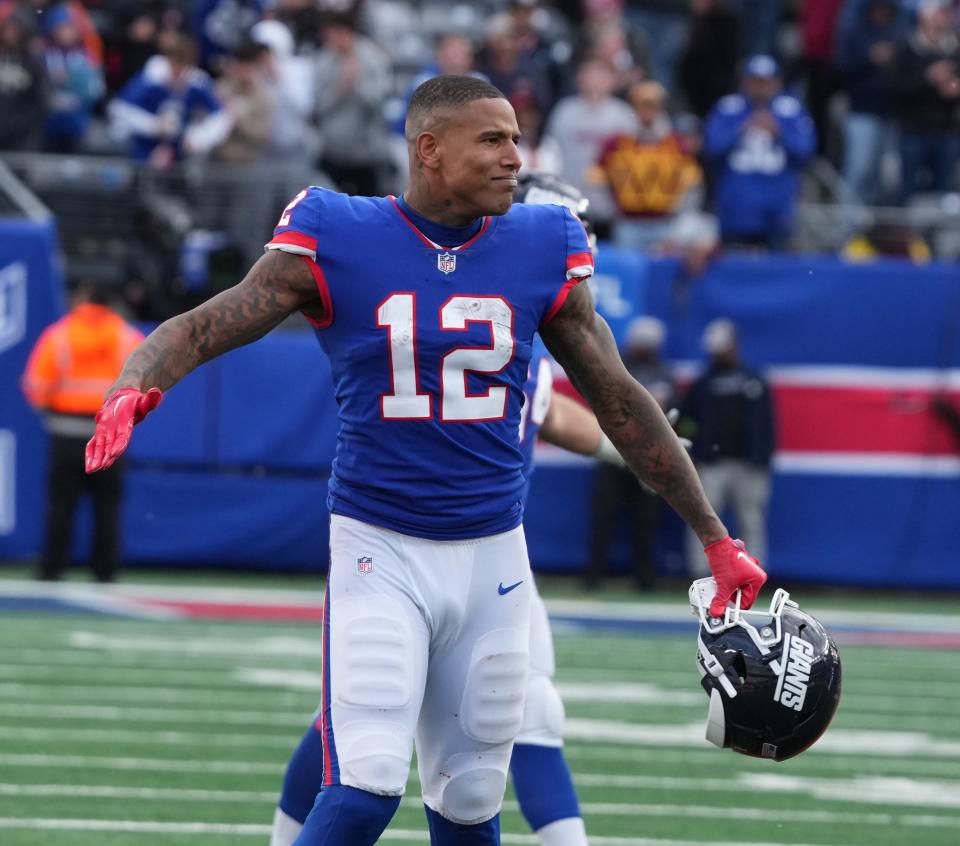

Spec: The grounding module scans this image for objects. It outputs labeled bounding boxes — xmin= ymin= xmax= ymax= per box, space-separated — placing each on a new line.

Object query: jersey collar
xmin=388 ymin=195 xmax=491 ymax=252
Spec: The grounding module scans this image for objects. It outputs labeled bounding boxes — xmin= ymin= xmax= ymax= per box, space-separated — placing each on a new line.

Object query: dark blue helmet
xmin=689 ymin=578 xmax=842 ymax=761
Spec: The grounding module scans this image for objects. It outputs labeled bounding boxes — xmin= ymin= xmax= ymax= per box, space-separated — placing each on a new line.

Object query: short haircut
xmin=405 ymin=74 xmax=506 ymax=141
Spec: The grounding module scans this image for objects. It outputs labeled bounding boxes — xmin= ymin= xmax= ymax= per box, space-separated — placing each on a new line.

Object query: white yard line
xmin=1 ymin=712 xmax=958 ymax=759
xmin=0 ymin=784 xmax=957 ymax=829
xmin=0 ymin=753 xmax=285 ymax=774
xmin=0 ymin=702 xmax=310 ymax=727
xmin=4 ymin=771 xmax=960 ymax=813
xmin=0 ymin=818 xmax=867 ymax=846
xmin=0 ymin=726 xmax=297 ymax=749
xmin=6 ymin=747 xmax=960 ymax=782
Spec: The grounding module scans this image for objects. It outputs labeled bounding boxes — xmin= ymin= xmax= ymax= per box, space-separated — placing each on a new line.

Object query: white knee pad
xmin=432 ymin=750 xmax=511 ymax=824
xmin=459 ymin=626 xmax=529 ymax=744
xmin=330 ymin=597 xmax=417 ymax=794
xmin=335 ymin=719 xmax=412 ymax=794
xmin=515 ymin=672 xmax=565 ymax=748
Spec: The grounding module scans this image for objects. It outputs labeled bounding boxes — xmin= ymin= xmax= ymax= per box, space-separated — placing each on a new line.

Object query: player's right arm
xmin=85 ymin=250 xmax=321 ymax=472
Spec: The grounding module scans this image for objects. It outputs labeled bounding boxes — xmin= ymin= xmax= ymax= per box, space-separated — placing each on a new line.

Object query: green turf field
xmin=0 ymin=581 xmax=957 ymax=845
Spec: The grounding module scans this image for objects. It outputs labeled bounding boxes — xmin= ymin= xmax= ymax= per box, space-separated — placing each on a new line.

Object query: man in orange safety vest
xmin=21 ymin=284 xmax=143 ymax=581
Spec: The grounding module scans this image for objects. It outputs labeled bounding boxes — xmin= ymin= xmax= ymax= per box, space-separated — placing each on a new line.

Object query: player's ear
xmin=415 ymin=132 xmax=442 ymax=171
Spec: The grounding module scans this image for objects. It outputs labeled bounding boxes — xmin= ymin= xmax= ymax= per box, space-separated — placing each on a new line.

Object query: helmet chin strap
xmin=697 ymin=632 xmax=738 ymax=699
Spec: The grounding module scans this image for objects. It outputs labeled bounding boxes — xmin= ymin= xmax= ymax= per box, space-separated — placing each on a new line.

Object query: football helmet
xmin=515 ymin=171 xmax=597 ymax=254
xmin=689 ymin=578 xmax=842 ymax=762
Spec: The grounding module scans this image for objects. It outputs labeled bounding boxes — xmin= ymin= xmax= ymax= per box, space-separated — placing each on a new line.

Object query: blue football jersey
xmin=518 ymin=335 xmax=553 ymax=506
xmin=266 ymin=187 xmax=593 ymax=540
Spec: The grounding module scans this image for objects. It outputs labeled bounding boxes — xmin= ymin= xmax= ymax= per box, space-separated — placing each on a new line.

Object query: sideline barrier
xmin=0 ymin=217 xmax=66 ymax=558
xmin=3 ymin=248 xmax=959 ymax=587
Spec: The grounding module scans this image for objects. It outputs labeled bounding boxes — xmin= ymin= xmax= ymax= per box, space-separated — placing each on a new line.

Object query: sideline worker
xmin=21 ymin=284 xmax=143 ymax=582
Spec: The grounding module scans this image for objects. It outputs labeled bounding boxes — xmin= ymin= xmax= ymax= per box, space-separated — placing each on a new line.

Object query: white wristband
xmin=594 ymin=432 xmax=626 ymax=466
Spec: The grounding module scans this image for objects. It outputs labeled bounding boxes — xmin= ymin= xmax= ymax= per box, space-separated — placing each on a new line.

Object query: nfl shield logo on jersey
xmin=357 ymin=555 xmax=374 ymax=574
xmin=437 ymin=252 xmax=457 ymax=274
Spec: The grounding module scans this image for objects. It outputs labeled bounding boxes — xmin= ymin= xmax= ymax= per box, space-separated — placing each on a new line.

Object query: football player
xmin=86 ymin=75 xmax=764 ymax=845
xmin=271 ymin=331 xmax=622 ymax=846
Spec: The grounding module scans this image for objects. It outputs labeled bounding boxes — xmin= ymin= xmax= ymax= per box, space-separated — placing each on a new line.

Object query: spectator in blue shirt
xmin=703 ymin=55 xmax=816 ymax=250
xmin=108 ymin=33 xmax=231 ymax=167
xmin=42 ymin=4 xmax=104 ymax=152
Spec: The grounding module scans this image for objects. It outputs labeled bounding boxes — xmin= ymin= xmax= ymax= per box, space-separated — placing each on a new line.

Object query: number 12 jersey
xmin=266 ymin=187 xmax=593 ymax=540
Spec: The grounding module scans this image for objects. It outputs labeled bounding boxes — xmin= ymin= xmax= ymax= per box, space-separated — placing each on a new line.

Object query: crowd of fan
xmin=1 ymin=0 xmax=959 ymax=261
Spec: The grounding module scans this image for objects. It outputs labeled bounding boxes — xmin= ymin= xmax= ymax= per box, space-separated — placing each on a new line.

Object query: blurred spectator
xmin=41 ymin=4 xmax=104 ymax=152
xmin=798 ymin=0 xmax=844 ymax=157
xmin=213 ymin=39 xmax=275 ymax=267
xmin=313 ymin=11 xmax=391 ymax=196
xmin=270 ymin=0 xmax=325 ymax=49
xmin=213 ymin=40 xmax=272 ymax=164
xmin=660 ymin=208 xmax=721 ymax=276
xmin=4 ymin=0 xmax=104 ymax=68
xmin=737 ymin=0 xmax=782 ymax=57
xmin=681 ymin=318 xmax=774 ymax=577
xmin=585 ymin=17 xmax=647 ymax=97
xmin=835 ymin=0 xmax=907 ymax=205
xmin=596 ymin=80 xmax=703 ymax=251
xmin=585 ymin=315 xmax=675 ymax=591
xmin=108 ymin=33 xmax=230 ymax=168
xmin=841 ymin=221 xmax=932 ymax=262
xmin=703 ymin=55 xmax=816 ymax=250
xmin=544 ymin=57 xmax=640 ymax=238
xmin=477 ymin=11 xmax=553 ymax=113
xmin=250 ymin=19 xmax=316 ymax=162
xmin=677 ymin=0 xmax=740 ymax=118
xmin=101 ymin=3 xmax=188 ymax=96
xmin=513 ymin=90 xmax=563 ymax=173
xmin=891 ymin=0 xmax=960 ymax=203
xmin=623 ymin=0 xmax=689 ymax=90
xmin=393 ymin=33 xmax=478 ymax=137
xmin=507 ymin=0 xmax=574 ymax=104
xmin=21 ymin=283 xmax=144 ymax=583
xmin=192 ymin=0 xmax=267 ymax=72
xmin=0 ymin=9 xmax=46 ymax=150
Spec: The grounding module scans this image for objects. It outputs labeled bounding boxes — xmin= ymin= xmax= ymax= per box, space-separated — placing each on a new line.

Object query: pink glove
xmin=704 ymin=537 xmax=767 ymax=618
xmin=85 ymin=387 xmax=163 ymax=473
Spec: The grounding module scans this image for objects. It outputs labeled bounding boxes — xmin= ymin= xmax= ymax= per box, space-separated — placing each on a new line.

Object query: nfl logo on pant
xmin=357 ymin=555 xmax=374 ymax=574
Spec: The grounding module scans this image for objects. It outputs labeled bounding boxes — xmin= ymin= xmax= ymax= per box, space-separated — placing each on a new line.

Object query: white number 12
xmin=377 ymin=293 xmax=515 ymax=422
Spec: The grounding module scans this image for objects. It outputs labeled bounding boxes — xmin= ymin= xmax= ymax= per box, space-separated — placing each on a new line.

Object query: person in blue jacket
xmin=107 ymin=32 xmax=230 ymax=166
xmin=703 ymin=54 xmax=816 ymax=250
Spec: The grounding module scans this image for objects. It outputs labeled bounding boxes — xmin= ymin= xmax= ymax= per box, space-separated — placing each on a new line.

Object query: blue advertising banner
xmin=0 ymin=218 xmax=65 ymax=559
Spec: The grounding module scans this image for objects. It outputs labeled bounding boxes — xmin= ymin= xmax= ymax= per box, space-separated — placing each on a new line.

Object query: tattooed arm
xmin=108 ymin=250 xmax=321 ymax=394
xmin=539 ymin=283 xmax=727 ymax=546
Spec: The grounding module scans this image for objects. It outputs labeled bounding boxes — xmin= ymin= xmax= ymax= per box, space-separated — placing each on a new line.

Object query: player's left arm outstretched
xmin=85 ymin=250 xmax=322 ymax=473
xmin=540 ymin=283 xmax=766 ymax=615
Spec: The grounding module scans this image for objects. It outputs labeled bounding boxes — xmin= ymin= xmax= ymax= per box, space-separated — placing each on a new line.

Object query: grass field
xmin=0 ymin=573 xmax=957 ymax=846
